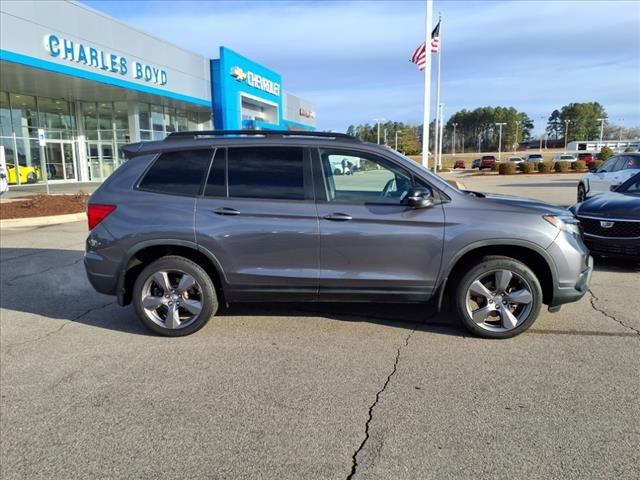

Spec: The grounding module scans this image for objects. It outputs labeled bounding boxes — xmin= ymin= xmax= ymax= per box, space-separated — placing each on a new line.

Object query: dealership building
xmin=0 ymin=0 xmax=316 ymax=184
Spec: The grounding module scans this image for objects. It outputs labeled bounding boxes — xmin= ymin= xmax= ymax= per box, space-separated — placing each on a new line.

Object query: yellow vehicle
xmin=6 ymin=163 xmax=41 ymax=184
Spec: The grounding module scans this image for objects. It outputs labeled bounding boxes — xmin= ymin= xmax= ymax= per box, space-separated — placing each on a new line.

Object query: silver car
xmin=85 ymin=130 xmax=592 ymax=339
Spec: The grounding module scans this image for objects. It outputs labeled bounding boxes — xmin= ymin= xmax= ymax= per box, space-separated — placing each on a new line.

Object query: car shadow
xmin=0 ymin=247 xmax=467 ymax=338
xmin=592 ymin=256 xmax=640 ymax=273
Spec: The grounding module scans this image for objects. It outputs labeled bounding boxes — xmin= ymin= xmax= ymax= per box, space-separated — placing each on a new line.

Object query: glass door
xmin=87 ymin=140 xmax=116 ymax=181
xmin=100 ymin=143 xmax=115 ymax=179
xmin=44 ymin=141 xmax=77 ymax=181
xmin=62 ymin=141 xmax=76 ymax=180
xmin=88 ymin=141 xmax=101 ymax=181
xmin=44 ymin=143 xmax=64 ymax=180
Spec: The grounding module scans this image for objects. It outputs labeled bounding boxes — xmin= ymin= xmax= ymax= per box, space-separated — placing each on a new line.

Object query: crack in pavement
xmin=346 ymin=323 xmax=418 ymax=480
xmin=2 ymin=301 xmax=115 ymax=354
xmin=3 ymin=257 xmax=83 ymax=286
xmin=588 ymin=289 xmax=640 ymax=336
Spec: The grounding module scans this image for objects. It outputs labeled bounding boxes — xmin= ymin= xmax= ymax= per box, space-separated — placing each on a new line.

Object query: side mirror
xmin=406 ymin=187 xmax=433 ymax=209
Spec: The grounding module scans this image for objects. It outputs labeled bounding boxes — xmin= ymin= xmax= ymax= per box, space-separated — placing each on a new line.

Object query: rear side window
xmin=227 ymin=147 xmax=305 ymax=200
xmin=139 ymin=149 xmax=213 ymax=196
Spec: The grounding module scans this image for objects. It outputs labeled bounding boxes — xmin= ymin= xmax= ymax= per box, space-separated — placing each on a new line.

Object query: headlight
xmin=543 ymin=214 xmax=581 ymax=236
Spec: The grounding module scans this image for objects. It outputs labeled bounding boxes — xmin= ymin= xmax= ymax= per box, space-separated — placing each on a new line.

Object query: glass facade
xmin=0 ymin=89 xmax=212 ymax=184
xmin=139 ymin=102 xmax=210 ymax=141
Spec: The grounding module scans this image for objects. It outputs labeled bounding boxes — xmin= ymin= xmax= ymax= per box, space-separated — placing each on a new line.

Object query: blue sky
xmin=83 ymin=0 xmax=640 ymax=134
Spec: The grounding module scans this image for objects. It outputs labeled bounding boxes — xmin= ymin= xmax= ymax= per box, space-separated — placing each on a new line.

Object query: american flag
xmin=410 ymin=21 xmax=441 ymax=71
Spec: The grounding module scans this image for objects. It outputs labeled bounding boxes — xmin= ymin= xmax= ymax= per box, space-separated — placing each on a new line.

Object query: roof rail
xmin=164 ymin=129 xmax=359 ymax=142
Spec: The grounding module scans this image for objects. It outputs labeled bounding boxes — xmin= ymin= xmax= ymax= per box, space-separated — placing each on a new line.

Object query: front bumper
xmin=549 ymin=255 xmax=593 ymax=308
xmin=546 ymin=230 xmax=593 ymax=308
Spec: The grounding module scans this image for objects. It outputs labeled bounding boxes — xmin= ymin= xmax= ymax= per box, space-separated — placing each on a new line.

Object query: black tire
xmin=453 ymin=255 xmax=543 ymax=339
xmin=577 ymin=183 xmax=586 ymax=203
xmin=132 ymin=255 xmax=218 ymax=337
xmin=26 ymin=172 xmax=37 ymax=184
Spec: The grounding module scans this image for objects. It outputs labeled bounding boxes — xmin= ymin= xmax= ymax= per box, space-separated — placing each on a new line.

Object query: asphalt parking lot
xmin=441 ymin=171 xmax=583 ymax=206
xmin=1 ymin=175 xmax=639 ymax=479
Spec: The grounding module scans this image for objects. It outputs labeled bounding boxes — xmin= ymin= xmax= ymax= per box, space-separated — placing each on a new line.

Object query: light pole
xmin=564 ymin=119 xmax=571 ymax=152
xmin=373 ymin=118 xmax=385 ymax=144
xmin=477 ymin=131 xmax=481 ymax=153
xmin=619 ymin=118 xmax=624 ymax=142
xmin=495 ymin=123 xmax=506 ymax=160
xmin=384 ymin=128 xmax=388 ymax=145
xmin=461 ymin=133 xmax=465 ymax=154
xmin=597 ymin=117 xmax=605 ymax=147
xmin=452 ymin=122 xmax=458 ymax=155
xmin=513 ymin=121 xmax=520 ymax=153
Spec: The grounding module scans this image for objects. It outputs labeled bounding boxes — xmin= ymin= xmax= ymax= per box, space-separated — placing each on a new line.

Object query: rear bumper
xmin=84 ymin=251 xmax=118 ymax=295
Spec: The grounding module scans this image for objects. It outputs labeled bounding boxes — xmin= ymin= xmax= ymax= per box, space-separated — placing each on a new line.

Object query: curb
xmin=0 ymin=212 xmax=86 ymax=229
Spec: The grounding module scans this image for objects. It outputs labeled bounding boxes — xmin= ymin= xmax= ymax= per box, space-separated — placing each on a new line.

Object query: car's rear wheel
xmin=26 ymin=172 xmax=37 ymax=184
xmin=454 ymin=256 xmax=542 ymax=339
xmin=577 ymin=183 xmax=587 ymax=202
xmin=133 ymin=256 xmax=218 ymax=336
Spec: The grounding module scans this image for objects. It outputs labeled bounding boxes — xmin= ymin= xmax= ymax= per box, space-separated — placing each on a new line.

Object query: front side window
xmin=139 ymin=149 xmax=213 ymax=196
xmin=227 ymin=147 xmax=305 ymax=200
xmin=319 ymin=149 xmax=413 ymax=204
xmin=623 ymin=156 xmax=640 ymax=170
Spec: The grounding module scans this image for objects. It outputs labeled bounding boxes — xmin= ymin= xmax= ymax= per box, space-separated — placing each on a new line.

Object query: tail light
xmin=87 ymin=204 xmax=116 ymax=230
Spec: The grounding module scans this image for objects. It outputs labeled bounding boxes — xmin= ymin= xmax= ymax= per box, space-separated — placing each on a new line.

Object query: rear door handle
xmin=323 ymin=213 xmax=352 ymax=222
xmin=212 ymin=207 xmax=240 ymax=216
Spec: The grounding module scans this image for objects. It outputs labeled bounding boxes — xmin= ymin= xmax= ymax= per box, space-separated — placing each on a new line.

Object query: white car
xmin=507 ymin=156 xmax=524 ymax=164
xmin=524 ymin=153 xmax=544 ymax=163
xmin=552 ymin=154 xmax=575 ymax=164
xmin=577 ymin=153 xmax=640 ymax=202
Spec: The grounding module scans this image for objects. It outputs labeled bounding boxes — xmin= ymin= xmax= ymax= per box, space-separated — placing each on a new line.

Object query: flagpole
xmin=435 ymin=14 xmax=443 ymax=169
xmin=421 ymin=0 xmax=433 ymax=168
xmin=438 ymin=103 xmax=445 ymax=170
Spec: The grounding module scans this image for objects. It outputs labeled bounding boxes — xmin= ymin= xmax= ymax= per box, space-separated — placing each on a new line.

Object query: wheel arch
xmin=436 ymin=240 xmax=557 ymax=310
xmin=117 ymin=240 xmax=228 ymax=306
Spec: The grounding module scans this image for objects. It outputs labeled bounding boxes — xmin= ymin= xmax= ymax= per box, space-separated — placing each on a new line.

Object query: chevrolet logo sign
xmin=600 ymin=221 xmax=615 ymax=228
xmin=230 ymin=66 xmax=247 ymax=82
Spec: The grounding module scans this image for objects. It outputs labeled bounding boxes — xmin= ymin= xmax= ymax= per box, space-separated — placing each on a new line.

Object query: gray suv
xmin=85 ymin=131 xmax=592 ymax=339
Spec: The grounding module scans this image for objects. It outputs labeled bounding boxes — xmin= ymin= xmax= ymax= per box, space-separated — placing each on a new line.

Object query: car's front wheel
xmin=454 ymin=256 xmax=542 ymax=339
xmin=133 ymin=256 xmax=218 ymax=336
xmin=577 ymin=183 xmax=586 ymax=202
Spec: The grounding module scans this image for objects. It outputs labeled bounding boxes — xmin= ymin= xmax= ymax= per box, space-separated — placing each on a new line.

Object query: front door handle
xmin=323 ymin=213 xmax=352 ymax=222
xmin=212 ymin=207 xmax=240 ymax=216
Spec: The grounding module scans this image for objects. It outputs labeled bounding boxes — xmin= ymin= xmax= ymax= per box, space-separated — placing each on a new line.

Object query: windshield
xmin=619 ymin=173 xmax=640 ymax=195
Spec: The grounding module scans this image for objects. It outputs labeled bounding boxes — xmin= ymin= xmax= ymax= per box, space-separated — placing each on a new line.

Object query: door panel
xmin=314 ymin=148 xmax=444 ymax=301
xmin=195 ymin=146 xmax=319 ymax=301
xmin=196 ymin=197 xmax=319 ymax=296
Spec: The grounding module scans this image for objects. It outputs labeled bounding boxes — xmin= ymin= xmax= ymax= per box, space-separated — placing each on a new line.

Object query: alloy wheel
xmin=465 ymin=269 xmax=534 ymax=333
xmin=140 ymin=269 xmax=203 ymax=330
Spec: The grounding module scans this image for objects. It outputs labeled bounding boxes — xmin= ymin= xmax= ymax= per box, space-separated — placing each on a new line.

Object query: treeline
xmin=346 ymin=102 xmax=638 ymax=154
xmin=546 ymin=102 xmax=639 ymax=142
xmin=346 ymin=122 xmax=423 ymax=155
